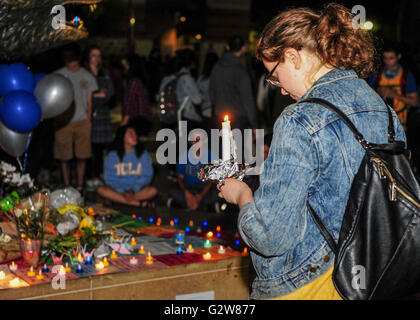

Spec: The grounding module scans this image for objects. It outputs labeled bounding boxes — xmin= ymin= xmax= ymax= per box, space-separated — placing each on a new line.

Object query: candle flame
xmin=224 ymin=115 xmax=229 ymax=122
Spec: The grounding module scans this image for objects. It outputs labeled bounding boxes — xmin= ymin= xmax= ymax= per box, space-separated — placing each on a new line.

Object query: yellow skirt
xmin=273 ymin=266 xmax=343 ymax=300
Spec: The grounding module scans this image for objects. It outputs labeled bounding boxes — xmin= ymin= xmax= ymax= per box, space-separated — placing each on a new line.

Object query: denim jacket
xmin=238 ymin=68 xmax=406 ymax=299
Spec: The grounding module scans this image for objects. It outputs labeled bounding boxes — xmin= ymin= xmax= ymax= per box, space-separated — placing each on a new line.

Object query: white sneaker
xmin=167 ymin=198 xmax=174 ymax=208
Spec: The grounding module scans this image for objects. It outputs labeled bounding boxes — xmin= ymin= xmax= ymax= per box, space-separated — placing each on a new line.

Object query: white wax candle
xmin=222 ymin=115 xmax=231 ymax=161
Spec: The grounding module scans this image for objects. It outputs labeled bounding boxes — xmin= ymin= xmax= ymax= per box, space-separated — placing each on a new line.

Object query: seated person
xmin=167 ymin=132 xmax=219 ymax=212
xmin=97 ymin=125 xmax=158 ymax=207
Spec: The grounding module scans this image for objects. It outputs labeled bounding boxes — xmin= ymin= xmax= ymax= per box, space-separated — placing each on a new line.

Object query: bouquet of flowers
xmin=0 ymin=161 xmax=36 ymax=213
xmin=0 ymin=161 xmax=49 ymax=267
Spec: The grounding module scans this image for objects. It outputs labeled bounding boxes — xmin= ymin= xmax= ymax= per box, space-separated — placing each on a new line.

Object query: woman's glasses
xmin=265 ymin=61 xmax=281 ymax=88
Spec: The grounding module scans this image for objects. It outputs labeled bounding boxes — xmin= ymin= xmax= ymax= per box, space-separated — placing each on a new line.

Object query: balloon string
xmin=21 ymin=133 xmax=32 ymax=174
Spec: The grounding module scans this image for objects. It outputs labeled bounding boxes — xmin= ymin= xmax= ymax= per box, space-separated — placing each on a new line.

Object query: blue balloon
xmin=0 ymin=90 xmax=41 ymax=133
xmin=33 ymin=73 xmax=46 ymax=87
xmin=0 ymin=63 xmax=34 ymax=96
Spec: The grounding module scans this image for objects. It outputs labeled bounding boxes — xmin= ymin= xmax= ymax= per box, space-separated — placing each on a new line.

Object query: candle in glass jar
xmin=0 ymin=271 xmax=5 ymax=280
xmin=222 ymin=115 xmax=231 ymax=161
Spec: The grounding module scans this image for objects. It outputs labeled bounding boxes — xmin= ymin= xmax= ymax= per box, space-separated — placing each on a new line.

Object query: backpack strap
xmin=299 ymin=97 xmax=397 ymax=254
xmin=306 ymin=202 xmax=338 ymax=254
xmin=299 ymin=97 xmax=396 ymax=145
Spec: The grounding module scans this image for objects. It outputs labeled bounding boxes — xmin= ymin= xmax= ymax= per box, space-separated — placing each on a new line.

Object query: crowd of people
xmin=10 ymin=36 xmax=275 ymax=213
xmin=3 ymin=27 xmax=418 ymax=218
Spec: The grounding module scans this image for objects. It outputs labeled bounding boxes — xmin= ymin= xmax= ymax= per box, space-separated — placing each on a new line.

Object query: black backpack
xmin=301 ymin=97 xmax=420 ymax=300
xmin=157 ymin=72 xmax=187 ymax=124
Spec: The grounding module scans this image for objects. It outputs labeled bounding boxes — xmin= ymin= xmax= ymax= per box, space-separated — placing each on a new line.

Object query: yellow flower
xmin=85 ymin=206 xmax=95 ymax=216
xmin=79 ymin=217 xmax=95 ymax=232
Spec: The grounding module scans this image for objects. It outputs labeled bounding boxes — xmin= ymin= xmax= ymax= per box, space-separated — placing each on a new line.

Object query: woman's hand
xmin=217 ymin=178 xmax=254 ymax=209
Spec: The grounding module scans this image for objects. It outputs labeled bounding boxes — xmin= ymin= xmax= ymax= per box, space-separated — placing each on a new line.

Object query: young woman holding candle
xmin=217 ymin=3 xmax=405 ymax=300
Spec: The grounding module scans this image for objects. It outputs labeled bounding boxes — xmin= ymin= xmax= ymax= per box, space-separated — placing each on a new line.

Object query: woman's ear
xmin=284 ymin=48 xmax=301 ymax=70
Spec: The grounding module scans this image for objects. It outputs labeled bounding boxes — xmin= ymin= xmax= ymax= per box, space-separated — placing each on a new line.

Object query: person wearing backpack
xmin=217 ymin=4 xmax=407 ymax=300
xmin=174 ymin=49 xmax=203 ymax=129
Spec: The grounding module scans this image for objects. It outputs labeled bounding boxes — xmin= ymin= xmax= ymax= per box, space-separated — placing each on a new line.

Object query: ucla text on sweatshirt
xmin=104 ymin=150 xmax=153 ymax=193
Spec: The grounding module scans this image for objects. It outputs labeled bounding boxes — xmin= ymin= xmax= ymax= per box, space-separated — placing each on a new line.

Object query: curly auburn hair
xmin=256 ymin=3 xmax=377 ymax=79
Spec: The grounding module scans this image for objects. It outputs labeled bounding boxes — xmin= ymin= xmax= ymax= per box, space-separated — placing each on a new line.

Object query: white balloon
xmin=34 ymin=73 xmax=74 ymax=119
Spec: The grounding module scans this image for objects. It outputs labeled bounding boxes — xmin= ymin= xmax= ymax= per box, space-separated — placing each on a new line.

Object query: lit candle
xmin=42 ymin=264 xmax=49 ymax=273
xmin=77 ymin=253 xmax=83 ymax=264
xmin=138 ymin=245 xmax=146 ymax=255
xmin=157 ymin=217 xmax=162 ymax=226
xmin=170 ymin=220 xmax=174 ymax=227
xmin=65 ymin=262 xmax=71 ymax=272
xmin=206 ymin=231 xmax=213 ymax=238
xmin=203 ymin=252 xmax=212 ymax=260
xmin=0 ymin=271 xmax=5 ymax=280
xmin=130 ymin=237 xmax=137 ymax=246
xmin=36 ymin=270 xmax=44 ymax=280
xmin=177 ymin=246 xmax=183 ymax=255
xmin=204 ymin=239 xmax=212 ymax=248
xmin=222 ymin=115 xmax=231 ymax=161
xmin=145 ymin=251 xmax=153 ymax=264
xmin=216 ymin=226 xmax=221 ymax=232
xmin=218 ymin=245 xmax=226 ymax=254
xmin=189 ymin=220 xmax=194 ymax=227
xmin=76 ymin=264 xmax=83 ymax=273
xmin=27 ymin=266 xmax=35 ymax=277
xmin=103 ymin=257 xmax=109 ymax=267
xmin=175 ymin=231 xmax=185 ymax=244
xmin=130 ymin=256 xmax=138 ymax=265
xmin=242 ymin=247 xmax=248 ymax=256
xmin=110 ymin=250 xmax=118 ymax=259
xmin=9 ymin=261 xmax=17 ymax=271
xmin=85 ymin=256 xmax=92 ymax=265
xmin=95 ymin=261 xmax=104 ymax=270
xmin=59 ymin=265 xmax=66 ymax=276
xmin=9 ymin=277 xmax=20 ymax=288
xmin=186 ymin=244 xmax=194 ymax=253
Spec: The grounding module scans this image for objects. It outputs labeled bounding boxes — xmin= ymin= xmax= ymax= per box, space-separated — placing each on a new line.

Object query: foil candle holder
xmin=198 ymin=158 xmax=250 ymax=186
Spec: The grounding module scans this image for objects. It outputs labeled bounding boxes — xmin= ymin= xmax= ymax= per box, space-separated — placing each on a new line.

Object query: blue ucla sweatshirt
xmin=104 ymin=150 xmax=154 ymax=193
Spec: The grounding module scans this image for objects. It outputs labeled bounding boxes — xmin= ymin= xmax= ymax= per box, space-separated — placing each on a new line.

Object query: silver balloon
xmin=34 ymin=73 xmax=74 ymax=119
xmin=0 ymin=120 xmax=30 ymax=157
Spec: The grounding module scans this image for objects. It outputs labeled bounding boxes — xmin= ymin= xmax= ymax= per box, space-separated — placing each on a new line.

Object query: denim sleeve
xmin=238 ymin=115 xmax=319 ymax=257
